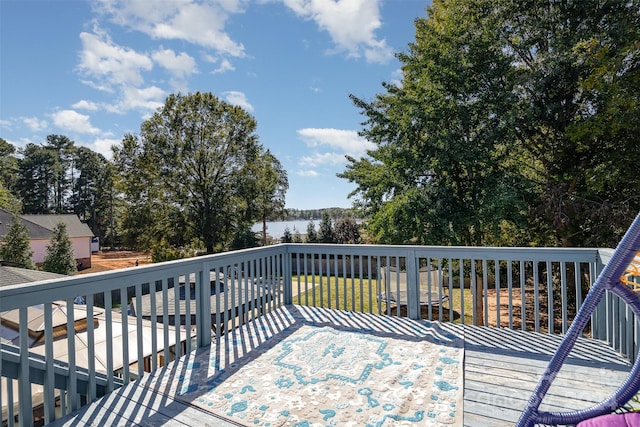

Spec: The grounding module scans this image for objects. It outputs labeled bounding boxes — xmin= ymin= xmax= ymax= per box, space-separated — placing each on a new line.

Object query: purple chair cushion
xmin=577 ymin=412 xmax=640 ymax=427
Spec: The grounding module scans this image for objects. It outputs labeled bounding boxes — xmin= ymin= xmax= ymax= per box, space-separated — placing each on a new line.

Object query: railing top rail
xmin=284 ymin=243 xmax=601 ymax=261
xmin=0 ymin=243 xmax=604 ymax=312
xmin=0 ymin=245 xmax=287 ymax=311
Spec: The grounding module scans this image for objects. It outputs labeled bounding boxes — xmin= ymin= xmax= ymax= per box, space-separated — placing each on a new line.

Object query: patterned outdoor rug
xmin=170 ymin=308 xmax=464 ymax=427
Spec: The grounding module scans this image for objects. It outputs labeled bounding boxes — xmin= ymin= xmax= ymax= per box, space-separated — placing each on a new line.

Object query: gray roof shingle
xmin=0 ymin=266 xmax=66 ymax=288
xmin=0 ymin=209 xmax=94 ymax=239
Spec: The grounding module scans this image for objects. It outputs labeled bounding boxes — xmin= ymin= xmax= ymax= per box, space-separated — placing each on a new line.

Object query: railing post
xmin=406 ymin=250 xmax=419 ymax=320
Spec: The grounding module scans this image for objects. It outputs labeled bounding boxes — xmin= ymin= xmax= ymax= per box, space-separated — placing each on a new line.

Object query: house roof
xmin=0 ymin=209 xmax=51 ymax=240
xmin=0 ymin=266 xmax=66 ymax=288
xmin=0 ymin=209 xmax=94 ymax=240
xmin=21 ymin=213 xmax=94 ymax=238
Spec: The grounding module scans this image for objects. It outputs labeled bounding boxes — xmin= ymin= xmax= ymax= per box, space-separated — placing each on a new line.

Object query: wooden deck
xmin=50 ymin=305 xmax=632 ymax=427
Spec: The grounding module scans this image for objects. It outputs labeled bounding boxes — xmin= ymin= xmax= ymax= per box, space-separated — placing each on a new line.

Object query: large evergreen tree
xmin=42 ymin=222 xmax=77 ymax=275
xmin=318 ymin=211 xmax=335 ymax=243
xmin=45 ymin=135 xmax=75 ymax=214
xmin=16 ymin=143 xmax=56 ymax=214
xmin=0 ymin=215 xmax=35 ymax=269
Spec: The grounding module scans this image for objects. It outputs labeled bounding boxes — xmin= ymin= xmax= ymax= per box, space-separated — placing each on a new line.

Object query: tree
xmin=0 ymin=182 xmax=22 ymax=214
xmin=45 ymin=135 xmax=75 ymax=214
xmin=16 ymin=143 xmax=56 ymax=214
xmin=0 ymin=215 xmax=34 ymax=269
xmin=334 ymin=216 xmax=361 ymax=244
xmin=281 ymin=227 xmax=293 ymax=243
xmin=70 ymin=146 xmax=114 ymax=244
xmin=42 ymin=222 xmax=77 ymax=275
xmin=341 ymin=0 xmax=640 ymax=247
xmin=113 ymin=133 xmax=163 ymax=250
xmin=230 ymin=227 xmax=260 ymax=250
xmin=246 ymin=149 xmax=288 ymax=246
xmin=306 ymin=221 xmax=318 ymax=243
xmin=318 ymin=211 xmax=335 ymax=243
xmin=293 ymin=229 xmax=303 ymax=243
xmin=0 ymin=138 xmax=18 ymax=194
xmin=129 ymin=92 xmax=274 ymax=253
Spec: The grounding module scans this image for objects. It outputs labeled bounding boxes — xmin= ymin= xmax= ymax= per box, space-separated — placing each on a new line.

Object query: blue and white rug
xmin=157 ymin=307 xmax=463 ymax=426
xmin=168 ymin=306 xmax=464 ymax=427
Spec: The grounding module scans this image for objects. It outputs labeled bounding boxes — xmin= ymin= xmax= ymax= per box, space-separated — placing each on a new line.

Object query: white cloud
xmin=51 ymin=110 xmax=100 ymax=134
xmin=282 ymin=0 xmax=393 ymax=63
xmin=213 ymin=58 xmax=235 ymax=74
xmin=300 ymin=152 xmax=346 ymax=166
xmin=22 ymin=117 xmax=48 ymax=132
xmin=94 ymin=0 xmax=246 ymax=57
xmin=87 ymin=137 xmax=120 ymax=159
xmin=104 ymin=85 xmax=166 ymax=114
xmin=223 ymin=91 xmax=254 ymax=112
xmin=297 ymin=169 xmax=319 ymax=177
xmin=77 ymin=30 xmax=153 ymax=90
xmin=152 ymin=48 xmax=197 ymax=79
xmin=297 ymin=128 xmax=374 ymax=158
xmin=72 ymin=100 xmax=100 ymax=111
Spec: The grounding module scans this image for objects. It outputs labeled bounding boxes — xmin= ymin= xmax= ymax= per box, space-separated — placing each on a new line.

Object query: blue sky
xmin=0 ymin=0 xmax=429 ymax=210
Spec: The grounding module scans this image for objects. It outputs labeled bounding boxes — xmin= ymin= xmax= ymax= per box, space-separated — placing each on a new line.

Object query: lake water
xmin=251 ymin=220 xmax=318 ymax=238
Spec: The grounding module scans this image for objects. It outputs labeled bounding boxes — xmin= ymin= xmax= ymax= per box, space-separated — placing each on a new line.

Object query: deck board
xmin=50 ymin=305 xmax=633 ymax=427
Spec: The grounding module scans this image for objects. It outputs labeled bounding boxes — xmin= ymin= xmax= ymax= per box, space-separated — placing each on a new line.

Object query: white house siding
xmin=30 ymin=237 xmax=92 ymax=268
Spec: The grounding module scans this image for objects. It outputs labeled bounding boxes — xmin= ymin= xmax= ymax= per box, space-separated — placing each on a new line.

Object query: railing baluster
xmin=560 ymin=261 xmax=568 ymax=334
xmin=86 ymin=293 xmax=96 ymax=401
xmin=43 ymin=302 xmax=54 ymax=423
xmin=149 ymin=281 xmax=158 ymax=371
xmin=161 ymin=278 xmax=170 ymax=365
xmin=303 ymin=254 xmax=309 ymax=307
xmin=6 ymin=377 xmax=14 ymax=426
xmin=458 ymin=259 xmax=465 ymax=323
xmin=186 ymin=270 xmax=193 ymax=354
xmin=507 ymin=261 xmax=513 ymax=330
xmin=135 ymin=283 xmax=144 ymax=379
xmin=311 ymin=252 xmax=316 ymax=307
xmin=119 ymin=287 xmax=130 ymax=383
xmin=521 ymin=261 xmax=527 ymax=332
xmin=18 ymin=307 xmax=31 ymax=426
xmin=471 ymin=259 xmax=478 ymax=326
xmin=533 ymin=262 xmax=540 ymax=333
xmin=65 ymin=297 xmax=78 ymax=411
xmin=547 ymin=261 xmax=553 ymax=333
xmin=104 ymin=290 xmax=114 ymax=391
xmin=367 ymin=255 xmax=373 ymax=314
xmin=173 ymin=275 xmax=181 ymax=359
xmin=296 ymin=253 xmax=301 ymax=304
xmin=482 ymin=259 xmax=489 ymax=327
xmin=494 ymin=259 xmax=500 ymax=328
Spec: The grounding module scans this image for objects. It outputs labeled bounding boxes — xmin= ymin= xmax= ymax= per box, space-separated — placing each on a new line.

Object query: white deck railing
xmin=0 ymin=244 xmax=636 ymax=426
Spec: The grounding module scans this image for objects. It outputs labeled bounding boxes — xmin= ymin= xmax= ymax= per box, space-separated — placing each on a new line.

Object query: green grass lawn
xmin=290 ymin=275 xmax=475 ymax=324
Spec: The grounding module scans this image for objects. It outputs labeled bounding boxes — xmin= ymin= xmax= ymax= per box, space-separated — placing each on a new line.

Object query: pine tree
xmin=0 ymin=215 xmax=35 ymax=269
xmin=306 ymin=221 xmax=318 ymax=243
xmin=281 ymin=227 xmax=293 ymax=243
xmin=42 ymin=222 xmax=77 ymax=275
